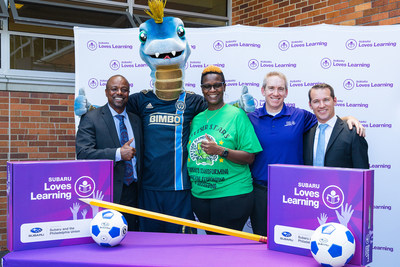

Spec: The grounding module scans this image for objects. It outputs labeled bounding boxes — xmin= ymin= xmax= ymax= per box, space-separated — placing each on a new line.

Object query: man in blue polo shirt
xmin=247 ymin=71 xmax=365 ymax=236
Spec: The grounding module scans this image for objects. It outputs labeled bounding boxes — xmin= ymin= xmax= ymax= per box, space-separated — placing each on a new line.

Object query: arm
xmin=75 ymin=113 xmax=117 ymax=161
xmin=200 ymin=134 xmax=256 ymax=165
xmin=341 ymin=116 xmax=365 ymax=137
xmin=351 ymin=131 xmax=369 ymax=169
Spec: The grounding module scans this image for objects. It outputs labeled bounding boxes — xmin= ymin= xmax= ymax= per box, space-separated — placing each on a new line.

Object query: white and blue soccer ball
xmin=90 ymin=209 xmax=128 ymax=247
xmin=310 ymin=223 xmax=356 ymax=267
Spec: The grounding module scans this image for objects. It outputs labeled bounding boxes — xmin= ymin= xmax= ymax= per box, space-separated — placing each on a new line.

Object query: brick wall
xmin=232 ymin=0 xmax=400 ymax=26
xmin=0 ymin=91 xmax=76 ymax=250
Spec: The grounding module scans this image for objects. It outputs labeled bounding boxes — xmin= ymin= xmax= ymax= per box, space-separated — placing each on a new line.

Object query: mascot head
xmin=139 ymin=0 xmax=191 ymax=100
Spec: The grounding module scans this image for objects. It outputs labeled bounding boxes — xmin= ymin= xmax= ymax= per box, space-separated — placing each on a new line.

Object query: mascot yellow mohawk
xmin=145 ymin=0 xmax=166 ymax=24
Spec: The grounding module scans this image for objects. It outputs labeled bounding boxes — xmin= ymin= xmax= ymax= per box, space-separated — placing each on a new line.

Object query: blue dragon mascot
xmin=75 ymin=0 xmax=253 ymax=233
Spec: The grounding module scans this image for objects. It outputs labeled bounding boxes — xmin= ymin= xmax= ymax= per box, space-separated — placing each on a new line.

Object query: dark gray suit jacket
xmin=76 ymin=104 xmax=143 ymax=203
xmin=303 ymin=116 xmax=369 ymax=169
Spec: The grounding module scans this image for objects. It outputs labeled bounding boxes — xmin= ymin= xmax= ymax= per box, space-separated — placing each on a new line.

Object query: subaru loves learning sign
xmin=268 ymin=164 xmax=374 ymax=266
xmin=7 ymin=160 xmax=113 ymax=251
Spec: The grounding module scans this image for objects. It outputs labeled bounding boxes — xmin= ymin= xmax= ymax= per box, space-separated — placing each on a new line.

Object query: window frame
xmin=9 ymin=0 xmax=136 ymax=29
xmin=0 ymin=0 xmax=232 ymax=93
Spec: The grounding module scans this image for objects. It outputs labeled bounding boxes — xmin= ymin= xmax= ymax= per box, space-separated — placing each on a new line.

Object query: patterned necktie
xmin=115 ymin=115 xmax=134 ymax=185
xmin=314 ymin=124 xmax=329 ymax=167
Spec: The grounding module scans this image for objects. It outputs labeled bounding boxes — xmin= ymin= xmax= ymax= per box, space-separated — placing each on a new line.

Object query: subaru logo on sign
xmin=248 ymin=59 xmax=259 ymax=70
xmin=278 ymin=40 xmax=290 ymax=51
xmin=282 ymin=231 xmax=292 ymax=237
xmin=110 ymin=60 xmax=120 ymax=70
xmin=346 ymin=39 xmax=357 ymax=50
xmin=213 ymin=40 xmax=224 ymax=51
xmin=30 ymin=227 xmax=43 ymax=233
xmin=87 ymin=40 xmax=97 ymax=51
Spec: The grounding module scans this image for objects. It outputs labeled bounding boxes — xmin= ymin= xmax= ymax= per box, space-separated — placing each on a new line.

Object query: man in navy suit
xmin=303 ymin=83 xmax=369 ymax=169
xmin=76 ymin=75 xmax=143 ymax=230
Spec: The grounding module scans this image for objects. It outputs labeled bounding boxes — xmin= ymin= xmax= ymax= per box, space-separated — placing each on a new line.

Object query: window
xmin=1 ymin=0 xmax=230 ymax=92
xmin=9 ymin=0 xmax=135 ymax=29
xmin=10 ymin=34 xmax=74 ymax=72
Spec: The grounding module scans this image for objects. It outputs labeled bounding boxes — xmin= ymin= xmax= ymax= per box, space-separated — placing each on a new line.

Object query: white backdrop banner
xmin=74 ymin=24 xmax=399 ymax=266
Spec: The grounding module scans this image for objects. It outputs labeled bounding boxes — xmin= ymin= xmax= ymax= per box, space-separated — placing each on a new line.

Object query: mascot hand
xmin=74 ymin=88 xmax=94 ymax=116
xmin=229 ymin=86 xmax=255 ymax=113
xmin=239 ymin=86 xmax=255 ymax=113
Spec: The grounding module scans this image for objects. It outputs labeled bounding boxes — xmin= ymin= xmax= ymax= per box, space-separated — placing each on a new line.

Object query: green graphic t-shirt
xmin=187 ymin=104 xmax=262 ymax=199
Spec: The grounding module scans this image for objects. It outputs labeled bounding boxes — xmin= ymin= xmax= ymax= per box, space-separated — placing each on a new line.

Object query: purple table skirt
xmin=3 ymin=232 xmax=359 ymax=267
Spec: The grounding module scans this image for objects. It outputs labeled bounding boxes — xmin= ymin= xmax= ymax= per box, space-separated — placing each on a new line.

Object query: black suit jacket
xmin=76 ymin=104 xmax=143 ymax=203
xmin=303 ymin=116 xmax=369 ymax=169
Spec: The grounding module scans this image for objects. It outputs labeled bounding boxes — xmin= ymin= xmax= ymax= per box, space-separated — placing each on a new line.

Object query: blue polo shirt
xmin=248 ymin=103 xmax=317 ymax=186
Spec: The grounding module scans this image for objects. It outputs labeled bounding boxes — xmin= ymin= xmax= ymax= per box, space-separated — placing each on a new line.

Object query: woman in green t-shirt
xmin=187 ymin=65 xmax=262 ymax=233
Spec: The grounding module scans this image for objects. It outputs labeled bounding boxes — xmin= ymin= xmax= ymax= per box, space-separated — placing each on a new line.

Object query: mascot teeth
xmin=150 ymin=50 xmax=183 ymax=59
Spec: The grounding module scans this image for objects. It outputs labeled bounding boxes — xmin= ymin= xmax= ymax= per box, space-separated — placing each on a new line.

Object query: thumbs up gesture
xmin=121 ymin=138 xmax=136 ymax=161
xmin=201 ymin=134 xmax=223 ymax=156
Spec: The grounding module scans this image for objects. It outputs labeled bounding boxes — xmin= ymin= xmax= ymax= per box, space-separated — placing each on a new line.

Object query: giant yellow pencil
xmin=80 ymin=198 xmax=267 ymax=243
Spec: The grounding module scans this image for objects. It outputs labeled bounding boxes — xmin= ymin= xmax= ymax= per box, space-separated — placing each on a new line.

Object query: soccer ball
xmin=90 ymin=209 xmax=128 ymax=247
xmin=310 ymin=223 xmax=355 ymax=267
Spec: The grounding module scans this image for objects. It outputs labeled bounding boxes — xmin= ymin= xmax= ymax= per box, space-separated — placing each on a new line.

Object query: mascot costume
xmin=75 ymin=0 xmax=253 ymax=233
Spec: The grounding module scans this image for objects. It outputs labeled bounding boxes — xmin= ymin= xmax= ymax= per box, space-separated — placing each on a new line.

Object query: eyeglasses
xmin=201 ymin=82 xmax=225 ymax=91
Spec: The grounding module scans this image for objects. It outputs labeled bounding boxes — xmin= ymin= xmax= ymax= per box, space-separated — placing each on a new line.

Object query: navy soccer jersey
xmin=127 ymin=90 xmax=206 ymax=191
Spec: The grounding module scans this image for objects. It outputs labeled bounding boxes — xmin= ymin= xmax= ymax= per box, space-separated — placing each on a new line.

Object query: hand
xmin=90 ymin=190 xmax=104 ymax=217
xmin=201 ymin=134 xmax=223 ymax=156
xmin=345 ymin=116 xmax=366 ymax=137
xmin=317 ymin=213 xmax=328 ymax=225
xmin=239 ymin=85 xmax=255 ymax=113
xmin=81 ymin=209 xmax=88 ymax=219
xmin=74 ymin=88 xmax=91 ymax=116
xmin=120 ymin=138 xmax=136 ymax=161
xmin=69 ymin=202 xmax=80 ymax=220
xmin=229 ymin=86 xmax=255 ymax=113
xmin=335 ymin=203 xmax=354 ymax=227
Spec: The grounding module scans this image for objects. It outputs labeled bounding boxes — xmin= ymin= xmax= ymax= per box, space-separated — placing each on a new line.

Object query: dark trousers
xmin=191 ymin=191 xmax=254 ymax=234
xmin=120 ymin=182 xmax=139 ymax=231
xmin=250 ymin=182 xmax=268 ymax=236
xmin=138 ymin=188 xmax=196 ymax=233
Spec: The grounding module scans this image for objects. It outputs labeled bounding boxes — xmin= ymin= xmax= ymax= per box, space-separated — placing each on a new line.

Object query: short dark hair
xmin=106 ymin=75 xmax=129 ymax=90
xmin=308 ymin=83 xmax=335 ymax=102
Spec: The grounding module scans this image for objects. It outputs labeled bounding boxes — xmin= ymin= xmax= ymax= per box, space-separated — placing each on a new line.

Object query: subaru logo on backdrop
xmin=213 ymin=40 xmax=224 ymax=51
xmin=248 ymin=59 xmax=259 ymax=70
xmin=343 ymin=79 xmax=355 ymax=90
xmin=320 ymin=58 xmax=332 ymax=69
xmin=278 ymin=40 xmax=290 ymax=51
xmin=88 ymin=78 xmax=99 ymax=89
xmin=87 ymin=40 xmax=97 ymax=51
xmin=110 ymin=60 xmax=120 ymax=70
xmin=346 ymin=39 xmax=357 ymax=50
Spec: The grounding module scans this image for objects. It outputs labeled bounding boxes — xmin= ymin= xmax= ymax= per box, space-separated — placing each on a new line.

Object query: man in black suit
xmin=76 ymin=75 xmax=143 ymax=230
xmin=303 ymin=83 xmax=369 ymax=169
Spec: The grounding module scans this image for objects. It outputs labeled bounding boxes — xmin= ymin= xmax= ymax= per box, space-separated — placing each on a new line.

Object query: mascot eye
xmin=177 ymin=26 xmax=185 ymax=39
xmin=139 ymin=30 xmax=147 ymax=44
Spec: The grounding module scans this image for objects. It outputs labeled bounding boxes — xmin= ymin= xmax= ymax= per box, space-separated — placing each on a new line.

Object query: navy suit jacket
xmin=303 ymin=116 xmax=369 ymax=169
xmin=76 ymin=104 xmax=143 ymax=203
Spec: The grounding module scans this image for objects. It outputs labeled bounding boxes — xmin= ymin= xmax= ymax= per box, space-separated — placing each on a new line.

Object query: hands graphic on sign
xmin=81 ymin=208 xmax=88 ymax=219
xmin=70 ymin=202 xmax=81 ymax=220
xmin=335 ymin=203 xmax=354 ymax=227
xmin=317 ymin=213 xmax=328 ymax=225
xmin=90 ymin=190 xmax=104 ymax=217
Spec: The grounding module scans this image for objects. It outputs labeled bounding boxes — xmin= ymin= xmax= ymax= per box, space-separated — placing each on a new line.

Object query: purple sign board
xmin=7 ymin=160 xmax=113 ymax=251
xmin=268 ymin=164 xmax=373 ymax=266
